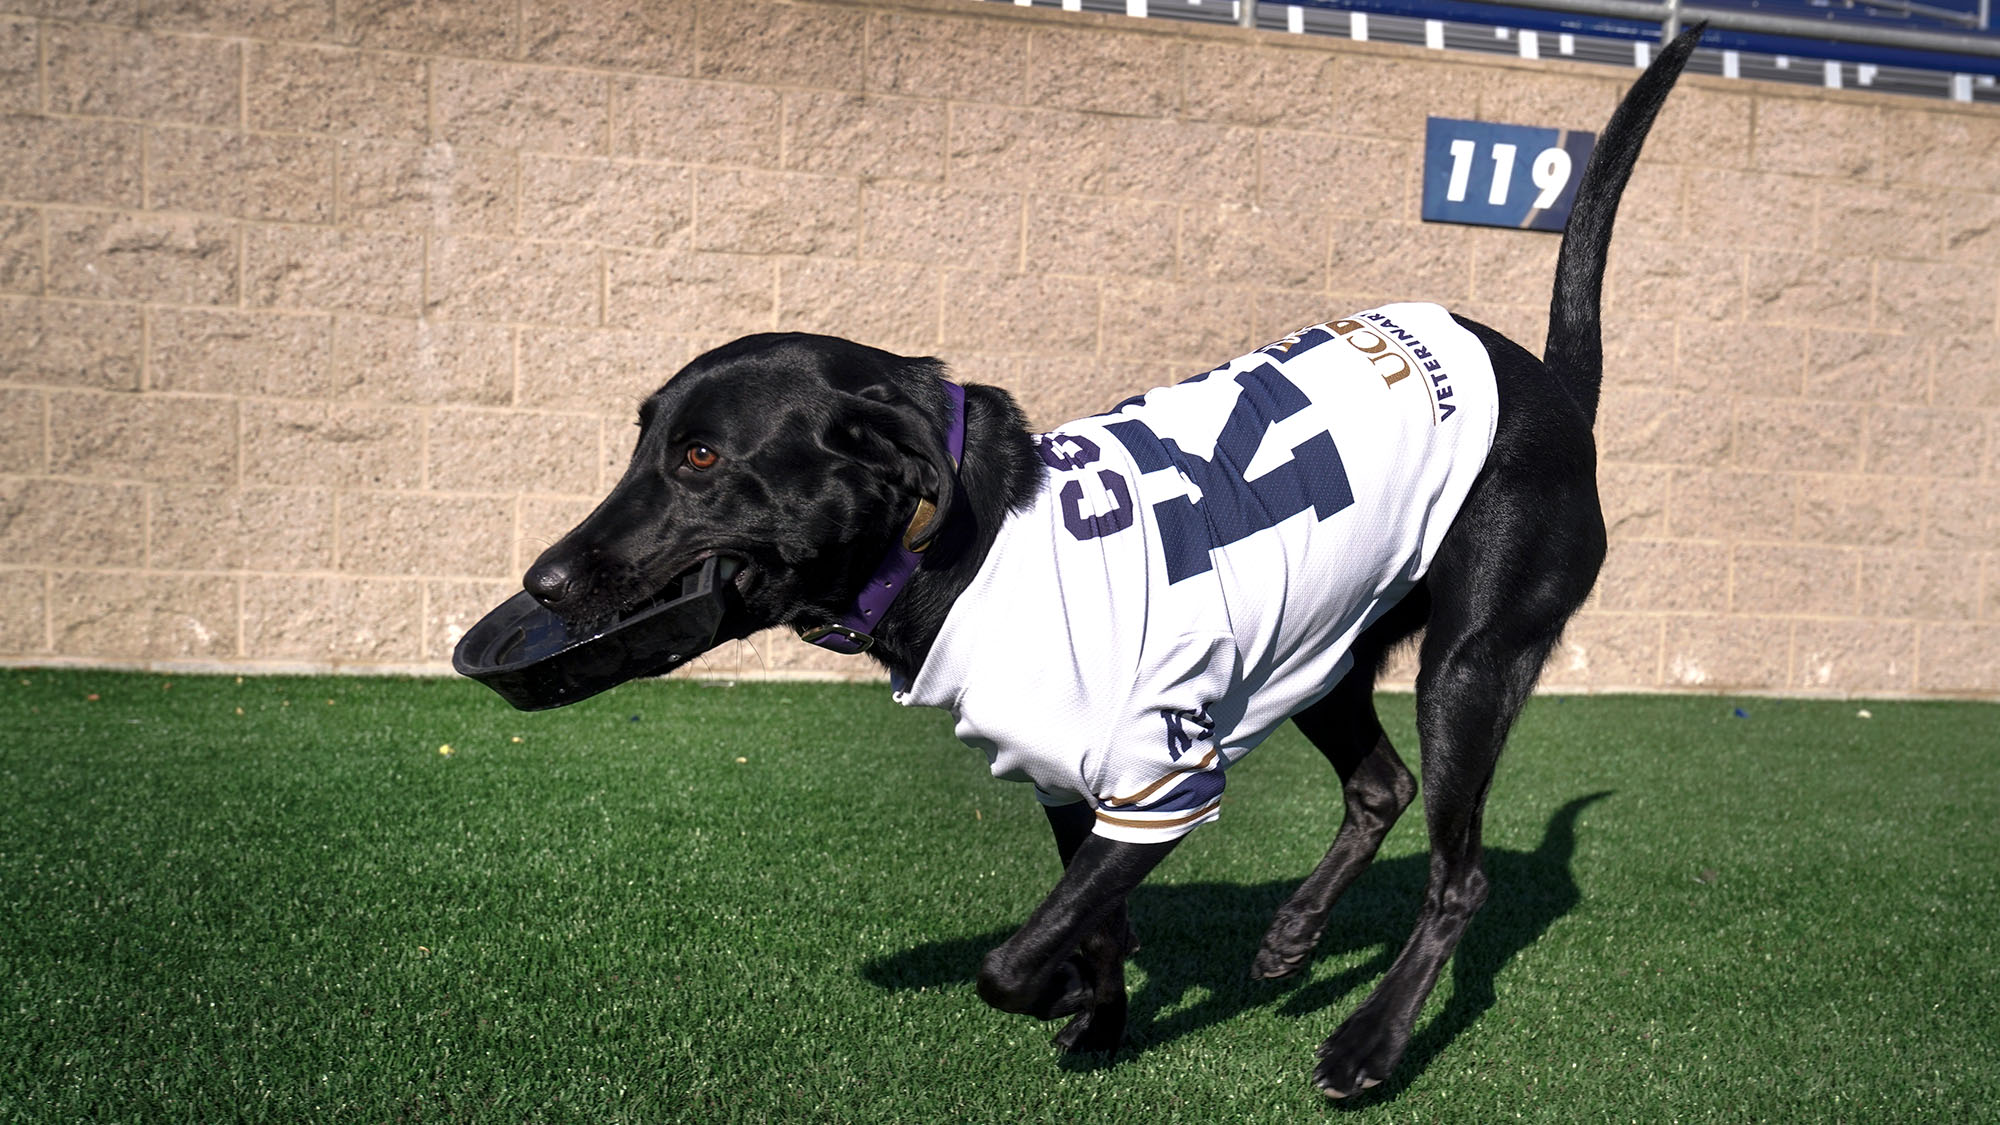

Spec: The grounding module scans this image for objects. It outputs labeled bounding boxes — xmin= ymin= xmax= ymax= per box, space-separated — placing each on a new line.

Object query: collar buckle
xmin=798 ymin=622 xmax=874 ymax=654
xmin=806 ymin=380 xmax=966 ymax=656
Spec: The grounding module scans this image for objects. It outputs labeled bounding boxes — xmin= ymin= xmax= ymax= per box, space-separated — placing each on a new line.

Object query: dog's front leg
xmin=1037 ymin=803 xmax=1143 ymax=1052
xmin=978 ymin=809 xmax=1176 ymax=1053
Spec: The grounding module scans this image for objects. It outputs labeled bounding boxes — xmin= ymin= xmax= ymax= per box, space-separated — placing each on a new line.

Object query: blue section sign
xmin=1421 ymin=117 xmax=1596 ymax=232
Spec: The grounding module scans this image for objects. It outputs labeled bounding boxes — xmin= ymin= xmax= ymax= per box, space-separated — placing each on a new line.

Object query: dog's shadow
xmin=861 ymin=792 xmax=1610 ymax=1093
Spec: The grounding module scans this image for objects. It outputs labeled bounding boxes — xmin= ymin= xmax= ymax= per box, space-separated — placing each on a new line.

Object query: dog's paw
xmin=979 ymin=947 xmax=1093 ymax=1020
xmin=1312 ymin=1011 xmax=1406 ymax=1099
xmin=1052 ymin=991 xmax=1127 ymax=1054
xmin=1249 ymin=918 xmax=1323 ymax=979
xmin=1032 ymin=956 xmax=1094 ymax=1021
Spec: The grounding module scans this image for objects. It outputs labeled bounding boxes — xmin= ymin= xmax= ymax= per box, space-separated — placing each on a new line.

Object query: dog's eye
xmin=684 ymin=444 xmax=719 ymax=471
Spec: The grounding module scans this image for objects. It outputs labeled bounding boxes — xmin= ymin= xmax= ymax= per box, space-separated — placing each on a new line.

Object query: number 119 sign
xmin=1421 ymin=117 xmax=1595 ymax=232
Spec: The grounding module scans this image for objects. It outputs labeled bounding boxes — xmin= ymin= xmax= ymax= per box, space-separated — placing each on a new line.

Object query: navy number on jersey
xmin=1035 ymin=432 xmax=1137 ymax=541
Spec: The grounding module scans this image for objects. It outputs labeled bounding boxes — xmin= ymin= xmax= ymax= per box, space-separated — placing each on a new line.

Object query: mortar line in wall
xmin=8 ymin=562 xmax=524 ymax=588
xmin=1652 ymin=617 xmax=1666 ymax=688
xmin=418 ymin=405 xmax=432 ymax=490
xmin=238 ymin=37 xmax=249 ymax=132
xmin=329 ymin=490 xmax=343 ymax=572
xmin=1743 ymin=96 xmax=1758 ymax=177
xmin=1659 ymin=465 xmax=1677 ymax=539
xmin=939 ymin=100 xmax=952 ymax=191
xmin=1867 ymin=258 xmax=1880 ymax=336
xmin=1916 ymin=466 xmax=1934 ymax=549
xmin=934 ymin=267 xmax=946 ymax=351
xmin=1784 ymin=617 xmax=1800 ymax=690
xmin=420 ymin=230 xmax=432 ymax=327
xmin=1783 ymin=462 xmax=1804 ymax=543
xmin=138 ymin=120 xmax=160 ymax=218
xmin=35 ymin=204 xmax=48 ymax=302
xmin=1736 ymin=254 xmax=1751 ymax=374
xmin=1674 ymin=165 xmax=1689 ymax=246
xmin=685 ymin=177 xmax=700 ymax=288
xmin=42 ymin=570 xmax=53 ymax=654
xmin=510 ymin=147 xmax=524 ymax=237
xmin=232 ymin=394 xmax=246 ymax=490
xmin=136 ymin=305 xmax=151 ymax=394
xmin=1911 ymin=620 xmax=1924 ymax=692
xmin=1806 ymin=173 xmax=1823 ymax=272
xmin=0 ymin=470 xmax=976 ymax=506
xmin=1850 ymin=553 xmax=1867 ymax=636
xmin=1094 ymin=278 xmax=1105 ymax=364
xmin=1016 ymin=189 xmax=1028 ymax=274
xmin=509 ymin=325 xmax=522 ymax=407
xmin=600 ymin=74 xmax=613 ymax=157
xmin=1991 ymin=280 xmax=2000 ymax=354
xmin=604 ymin=74 xmax=621 ymax=165
xmin=5 ymin=385 xmax=621 ymax=424
xmin=1855 ymin=393 xmax=1874 ymax=474
xmin=690 ymin=1 xmax=702 ymax=88
xmin=777 ymin=89 xmax=789 ymax=171
xmin=1722 ymin=491 xmax=1737 ymax=612
xmin=1916 ymin=324 xmax=1936 ymax=409
xmin=0 ymin=557 xmax=626 ymax=584
xmin=1251 ymin=126 xmax=1264 ymax=233
xmin=511 ymin=488 xmax=526 ymax=580
xmin=594 ymin=413 xmax=607 ymax=494
xmin=1980 ymin=556 xmax=1992 ymax=631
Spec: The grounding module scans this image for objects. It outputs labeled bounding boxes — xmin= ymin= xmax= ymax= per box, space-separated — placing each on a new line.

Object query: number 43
xmin=1444 ymin=138 xmax=1573 ymax=210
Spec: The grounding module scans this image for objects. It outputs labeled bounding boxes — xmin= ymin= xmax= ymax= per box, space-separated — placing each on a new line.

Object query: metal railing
xmin=1246 ymin=0 xmax=2000 ymax=57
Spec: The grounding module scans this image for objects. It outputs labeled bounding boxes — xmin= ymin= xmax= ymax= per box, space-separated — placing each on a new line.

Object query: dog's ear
xmin=833 ymin=381 xmax=959 ymax=553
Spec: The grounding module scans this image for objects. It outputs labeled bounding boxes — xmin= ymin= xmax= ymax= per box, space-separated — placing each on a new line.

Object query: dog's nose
xmin=523 ymin=558 xmax=577 ymax=608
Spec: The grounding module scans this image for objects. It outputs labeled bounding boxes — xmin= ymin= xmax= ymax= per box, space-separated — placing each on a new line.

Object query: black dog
xmin=519 ymin=28 xmax=1702 ymax=1098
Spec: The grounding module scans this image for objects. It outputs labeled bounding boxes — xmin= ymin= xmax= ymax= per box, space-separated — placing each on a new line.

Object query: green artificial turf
xmin=2 ymin=668 xmax=1996 ymax=1123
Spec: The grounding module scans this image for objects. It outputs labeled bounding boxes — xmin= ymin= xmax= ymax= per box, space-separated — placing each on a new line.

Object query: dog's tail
xmin=1544 ymin=23 xmax=1704 ymax=424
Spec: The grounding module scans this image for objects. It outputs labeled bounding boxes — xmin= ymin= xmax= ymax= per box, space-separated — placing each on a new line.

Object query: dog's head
xmin=523 ymin=333 xmax=961 ymax=644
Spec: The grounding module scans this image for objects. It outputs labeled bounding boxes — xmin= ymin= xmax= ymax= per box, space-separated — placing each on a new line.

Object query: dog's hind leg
xmin=1311 ymin=465 xmax=1605 ymax=1098
xmin=1251 ymin=591 xmax=1428 ymax=980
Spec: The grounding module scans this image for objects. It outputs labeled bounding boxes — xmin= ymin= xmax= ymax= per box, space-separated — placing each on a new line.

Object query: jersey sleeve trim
xmin=1100 ymin=743 xmax=1221 ymax=808
xmin=1093 ymin=800 xmax=1221 ymax=832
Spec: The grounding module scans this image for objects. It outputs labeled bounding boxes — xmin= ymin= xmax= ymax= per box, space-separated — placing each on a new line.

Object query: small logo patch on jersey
xmin=1164 ymin=706 xmax=1215 ymax=762
xmin=1336 ymin=311 xmax=1461 ymax=424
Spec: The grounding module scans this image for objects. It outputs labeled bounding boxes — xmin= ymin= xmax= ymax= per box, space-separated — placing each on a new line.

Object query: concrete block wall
xmin=0 ymin=0 xmax=1995 ymax=696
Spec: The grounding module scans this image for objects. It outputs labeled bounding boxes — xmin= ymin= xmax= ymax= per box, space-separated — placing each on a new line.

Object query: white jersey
xmin=895 ymin=303 xmax=1499 ymax=844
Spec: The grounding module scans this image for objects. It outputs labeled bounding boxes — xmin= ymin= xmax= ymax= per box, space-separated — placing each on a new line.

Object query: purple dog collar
xmin=801 ymin=380 xmax=966 ymax=656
